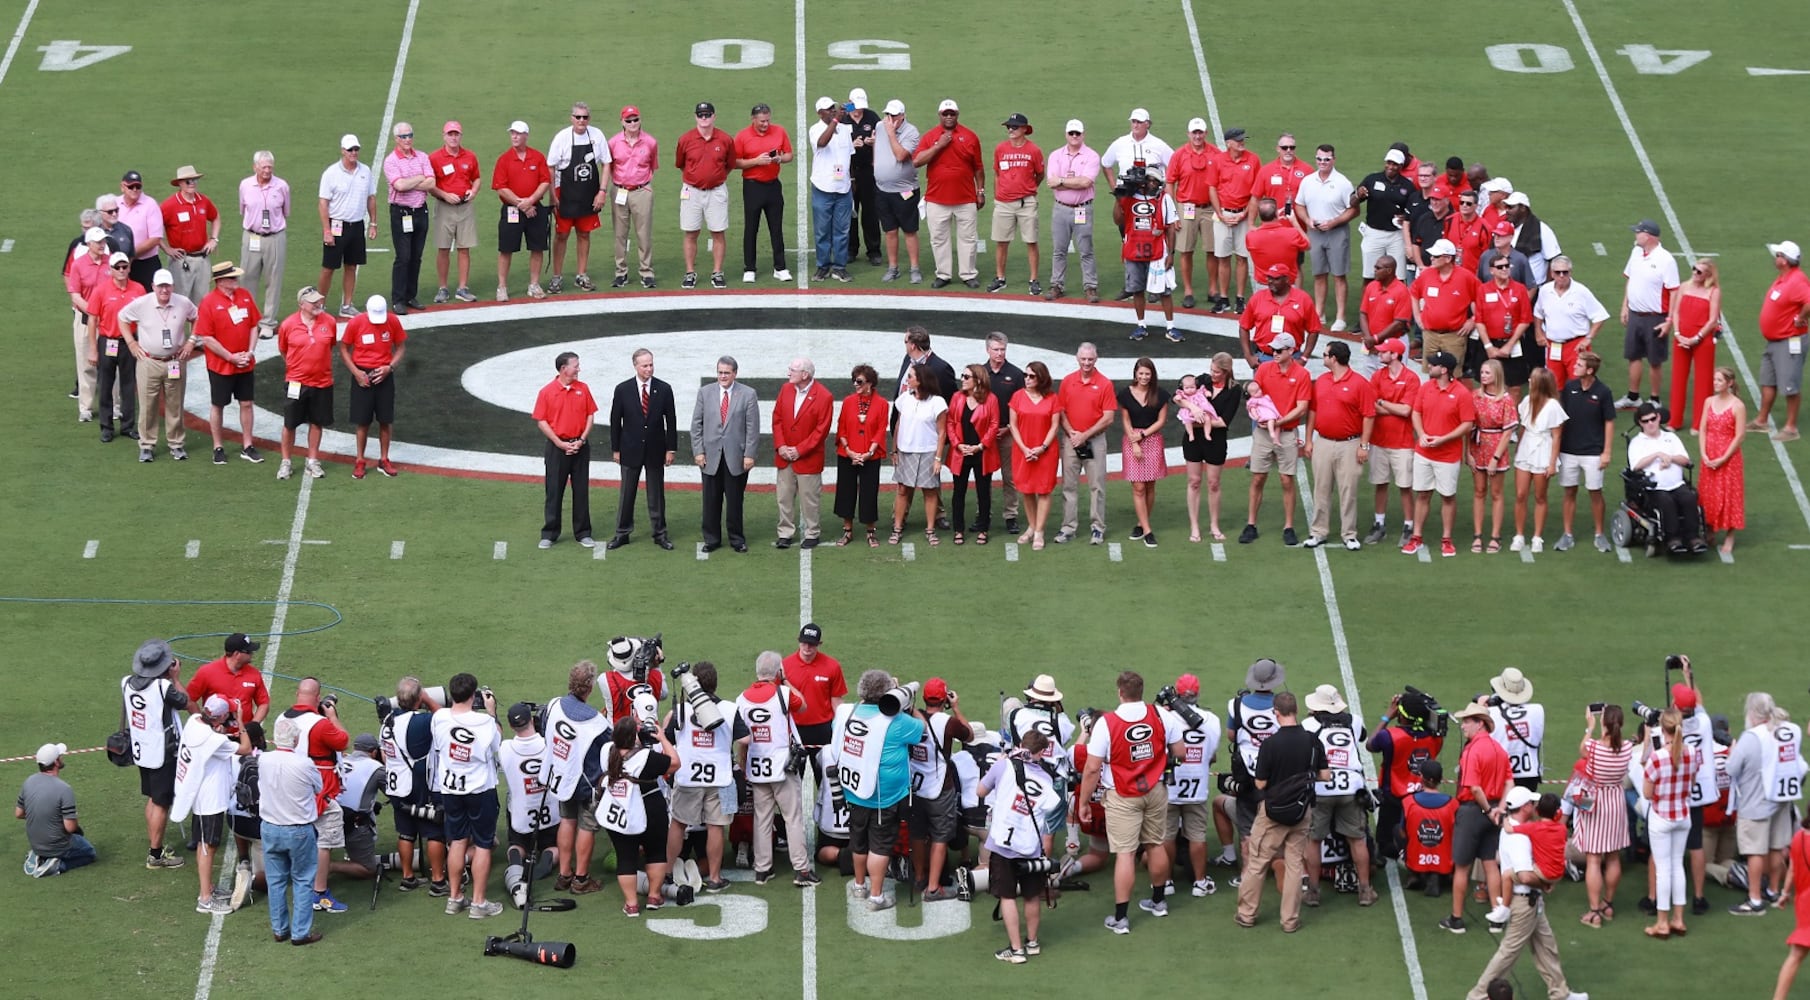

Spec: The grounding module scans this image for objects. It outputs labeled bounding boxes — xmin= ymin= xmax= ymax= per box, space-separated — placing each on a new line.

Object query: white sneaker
xmin=742 ymin=270 xmax=757 ymax=283
xmin=1509 ymin=535 xmax=1525 ymax=551
xmin=1192 ymin=877 xmax=1216 ymax=896
xmin=276 ymin=459 xmax=293 ymax=480
xmin=496 ymin=286 xmax=509 ymax=302
xmin=1531 ymin=535 xmax=1544 ymax=553
xmin=305 ymin=459 xmax=325 ymax=479
xmin=774 ymin=269 xmax=793 ymax=282
xmin=1486 ymin=903 xmax=1512 ymax=924
xmin=512 ymin=882 xmax=528 ymax=910
xmin=1331 ymin=318 xmax=1348 ymax=333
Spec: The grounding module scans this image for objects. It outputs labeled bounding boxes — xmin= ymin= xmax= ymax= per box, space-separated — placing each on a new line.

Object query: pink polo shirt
xmin=383 ymin=148 xmax=434 ymax=209
xmin=116 ymin=195 xmax=165 ymax=260
xmin=609 ymin=131 xmax=659 ymax=187
xmin=1046 ymin=144 xmax=1101 ymax=207
xmin=239 ymin=175 xmax=291 ymax=233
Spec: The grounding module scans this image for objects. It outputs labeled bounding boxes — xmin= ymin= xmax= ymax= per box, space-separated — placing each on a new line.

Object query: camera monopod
xmin=481 ymin=715 xmax=577 ymax=970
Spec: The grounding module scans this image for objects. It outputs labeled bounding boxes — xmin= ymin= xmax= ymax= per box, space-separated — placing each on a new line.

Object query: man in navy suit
xmin=691 ymin=355 xmax=761 ymax=552
xmin=607 ymin=348 xmax=678 ymax=549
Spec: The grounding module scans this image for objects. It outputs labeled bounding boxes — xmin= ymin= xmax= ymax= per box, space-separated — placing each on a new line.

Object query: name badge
xmin=361 ymin=333 xmax=376 ymax=345
xmin=161 ymin=329 xmax=173 ymax=348
xmin=177 ymin=212 xmax=191 ymax=223
xmin=1182 ymin=203 xmax=1197 ymax=220
xmin=401 ymin=214 xmax=415 ymax=234
xmin=1791 ymin=336 xmax=1805 ymax=357
xmin=441 ymin=163 xmax=454 ymax=175
xmin=1374 ymin=181 xmax=1386 ymax=191
xmin=1270 ymin=315 xmax=1285 ymax=333
xmin=680 ymin=186 xmax=692 ymax=200
xmin=331 ymin=220 xmax=344 ymax=237
xmin=832 ymin=164 xmax=846 ymax=181
xmin=900 ymin=189 xmax=914 ymax=200
xmin=507 ymin=207 xmax=521 ymax=224
xmin=998 ymin=161 xmax=1011 ymax=171
xmin=1772 ymin=290 xmax=1782 ymax=301
xmin=105 ymin=339 xmax=119 ymax=357
xmin=1073 ymin=206 xmax=1088 ymax=225
xmin=1270 ymin=175 xmax=1282 ymax=184
xmin=287 ymin=381 xmax=302 ymax=400
xmin=168 ymin=361 xmax=182 ymax=379
xmin=248 ymin=234 xmax=262 ymax=253
xmin=1484 ymin=292 xmax=1499 ymax=303
xmin=228 ymin=307 xmax=248 ymax=324
xmin=614 ymin=188 xmax=629 ymax=206
xmin=1547 ymin=341 xmax=1564 ymax=362
xmin=1427 ymin=287 xmax=1440 ymax=298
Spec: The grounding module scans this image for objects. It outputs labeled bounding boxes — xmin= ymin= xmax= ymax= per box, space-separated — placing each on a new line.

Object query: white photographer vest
xmin=122 ymin=676 xmax=177 ymax=769
xmin=380 ymin=710 xmax=427 ymax=799
xmin=432 ymin=708 xmax=500 ymax=795
xmin=986 ymin=757 xmax=1058 ymax=855
xmin=1489 ymin=702 xmax=1545 ymax=780
xmin=500 ymin=734 xmax=554 ymax=834
xmin=834 ymin=710 xmax=892 ymax=802
xmin=171 ymin=714 xmax=232 ymax=822
xmin=598 ymin=748 xmax=653 ymax=835
xmin=1305 ymin=714 xmax=1366 ymax=798
xmin=542 ymin=698 xmax=609 ymax=803
xmin=736 ymin=688 xmax=797 ymax=785
xmin=675 ymin=703 xmax=734 ymax=788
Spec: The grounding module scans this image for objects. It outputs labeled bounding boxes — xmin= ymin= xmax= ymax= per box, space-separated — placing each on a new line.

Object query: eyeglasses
xmin=696 ymin=112 xmax=714 ymax=119
xmin=572 ymin=115 xmax=588 ymax=120
xmin=111 ymin=263 xmax=130 ymax=270
xmin=179 ymin=178 xmax=197 ymax=184
xmin=1459 ymin=199 xmax=1477 ymax=205
xmin=1491 ymin=262 xmax=1511 ymax=269
xmin=1551 ymin=269 xmax=1571 ymax=275
xmin=1278 ymin=144 xmax=1295 ymax=150
xmin=396 ymin=132 xmax=413 ymax=139
xmin=345 ymin=146 xmax=360 ymax=152
xmin=624 ymin=116 xmax=640 ymax=123
xmin=123 ymin=183 xmax=142 ymax=190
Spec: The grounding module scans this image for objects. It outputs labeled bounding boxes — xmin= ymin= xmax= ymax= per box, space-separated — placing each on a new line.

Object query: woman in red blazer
xmin=833 ymin=364 xmax=890 ymax=547
xmin=945 ymin=363 xmax=1000 ymax=544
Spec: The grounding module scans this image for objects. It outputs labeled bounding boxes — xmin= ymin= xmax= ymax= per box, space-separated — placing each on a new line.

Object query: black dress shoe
xmin=730 ymin=542 xmax=748 ymax=553
xmin=407 ymin=299 xmax=425 ymax=310
xmin=800 ymin=537 xmax=820 ymax=549
xmin=100 ymin=428 xmax=115 ymax=443
xmin=702 ymin=542 xmax=722 ymax=553
xmin=123 ymin=429 xmax=140 ymax=440
xmin=653 ymin=535 xmax=675 ymax=550
xmin=1004 ymin=517 xmax=1019 ymax=534
xmin=605 ymin=536 xmax=630 ymax=550
xmin=392 ymin=304 xmax=409 ymax=316
xmin=774 ymin=537 xmax=793 ymax=549
xmin=934 ymin=515 xmax=951 ymax=531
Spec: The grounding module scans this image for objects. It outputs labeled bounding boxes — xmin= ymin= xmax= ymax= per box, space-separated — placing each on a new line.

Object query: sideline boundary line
xmin=1559 ymin=0 xmax=1810 ymax=536
xmin=0 ymin=0 xmax=40 ymax=90
xmin=793 ymin=0 xmax=810 ymax=290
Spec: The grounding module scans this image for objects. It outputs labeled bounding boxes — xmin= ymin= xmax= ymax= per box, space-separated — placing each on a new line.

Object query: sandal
xmin=1471 ymin=537 xmax=1484 ymax=554
xmin=1190 ymin=531 xmax=1202 ymax=543
xmin=926 ymin=529 xmax=940 ymax=547
xmin=1580 ymin=908 xmax=1605 ymax=928
xmin=975 ymin=531 xmax=989 ymax=545
xmin=888 ymin=525 xmax=902 ymax=545
xmin=1032 ymin=532 xmax=1045 ymax=551
xmin=1210 ymin=528 xmax=1226 ymax=541
xmin=1017 ymin=530 xmax=1034 ymax=544
xmin=866 ymin=529 xmax=879 ymax=549
xmin=953 ymin=531 xmax=965 ymax=545
xmin=1643 ymin=925 xmax=1670 ymax=939
xmin=1669 ymin=924 xmax=1688 ymax=937
xmin=1602 ymin=902 xmax=1615 ymax=921
xmin=1486 ymin=537 xmax=1501 ymax=554
xmin=837 ymin=529 xmax=853 ymax=547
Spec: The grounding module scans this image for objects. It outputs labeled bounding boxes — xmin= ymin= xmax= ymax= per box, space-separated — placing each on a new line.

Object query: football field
xmin=3 ymin=1 xmax=1809 ymax=997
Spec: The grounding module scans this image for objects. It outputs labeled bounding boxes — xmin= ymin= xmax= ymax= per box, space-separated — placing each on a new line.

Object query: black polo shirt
xmin=1254 ymin=723 xmax=1326 ymax=805
xmin=986 ymin=359 xmax=1025 ymax=428
xmin=1356 ymin=170 xmax=1422 ymax=231
xmin=1559 ymin=377 xmax=1616 ymax=456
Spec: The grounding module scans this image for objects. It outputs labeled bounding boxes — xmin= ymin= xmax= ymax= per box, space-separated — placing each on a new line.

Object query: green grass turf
xmin=3 ymin=0 xmax=1809 ymax=997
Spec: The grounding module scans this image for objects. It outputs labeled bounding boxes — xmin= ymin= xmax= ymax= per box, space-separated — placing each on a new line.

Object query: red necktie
xmin=720 ymin=390 xmax=729 ymax=424
xmin=641 ymin=384 xmax=649 ymax=415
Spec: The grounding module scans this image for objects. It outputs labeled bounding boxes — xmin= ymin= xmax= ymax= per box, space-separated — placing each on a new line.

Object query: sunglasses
xmin=572 ymin=114 xmax=588 ymax=120
xmin=111 ymin=263 xmax=129 ymax=270
xmin=1278 ymin=144 xmax=1295 ymax=150
xmin=396 ymin=133 xmax=413 ymax=139
xmin=852 ymin=378 xmax=869 ymax=386
xmin=123 ymin=183 xmax=142 ymax=190
xmin=1067 ymin=130 xmax=1081 ymax=136
xmin=1314 ymin=157 xmax=1333 ymax=162
xmin=1639 ymin=416 xmax=1661 ymax=424
xmin=624 ymin=116 xmax=640 ymax=123
xmin=1692 ymin=267 xmax=1707 ymax=275
xmin=1492 ymin=262 xmax=1511 ymax=269
xmin=959 ymin=373 xmax=974 ymax=380
xmin=1552 ymin=269 xmax=1571 ymax=275
xmin=101 ymin=207 xmax=118 ymax=213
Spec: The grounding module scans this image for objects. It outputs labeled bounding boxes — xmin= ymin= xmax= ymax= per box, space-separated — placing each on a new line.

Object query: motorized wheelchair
xmin=1608 ymin=408 xmax=1709 ymax=559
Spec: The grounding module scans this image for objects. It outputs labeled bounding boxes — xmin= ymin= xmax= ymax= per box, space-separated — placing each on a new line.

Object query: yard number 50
xmin=691 ymin=39 xmax=910 ymax=71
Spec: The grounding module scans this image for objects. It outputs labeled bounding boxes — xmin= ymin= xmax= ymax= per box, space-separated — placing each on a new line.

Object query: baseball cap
xmin=507 ymin=702 xmax=535 ymax=730
xmin=508 ymin=120 xmax=530 ymax=134
xmin=1492 ymin=221 xmax=1515 ymax=236
xmin=1224 ymin=126 xmax=1247 ymax=142
xmin=1504 ymin=191 xmax=1530 ymax=208
xmin=340 ymin=134 xmax=361 ymax=150
xmin=1770 ymin=240 xmax=1803 ymax=261
xmin=814 ymin=96 xmax=836 ymax=112
xmin=1269 ymin=332 xmax=1297 ymax=354
xmin=750 ymin=103 xmax=771 ymax=116
xmin=204 ymin=694 xmax=233 ymax=718
xmin=1187 ymin=117 xmax=1207 ymax=133
xmin=1065 ymin=118 xmax=1085 ymax=134
xmin=35 ymin=743 xmax=66 ymax=767
xmin=1175 ymin=673 xmax=1201 ymax=696
xmin=694 ymin=102 xmax=716 ymax=117
xmin=353 ymin=732 xmax=381 ymax=753
xmin=1128 ymin=107 xmax=1150 ymax=122
xmin=366 ymin=295 xmax=388 ymax=322
xmin=621 ymin=105 xmax=640 ymax=120
xmin=1480 ymin=177 xmax=1513 ymax=194
xmin=848 ymin=87 xmax=869 ymax=110
xmin=121 ymin=170 xmax=143 ymax=184
xmin=296 ymin=285 xmax=326 ymax=304
xmin=1383 ymin=148 xmax=1406 ymax=165
xmin=1001 ymin=113 xmax=1031 ymax=133
xmin=1504 ymin=786 xmax=1540 ymax=811
xmin=153 ymin=269 xmax=174 ymax=287
xmin=1378 ymin=337 xmax=1408 ymax=357
xmin=443 ymin=120 xmax=462 ymax=134
xmin=84 ymin=226 xmax=108 ymax=244
xmin=923 ymin=678 xmax=949 ymax=704
xmin=1672 ymin=683 xmax=1699 ymax=711
xmin=1427 ymin=238 xmax=1458 ymax=258
xmin=1262 ymin=262 xmax=1291 ymax=279
xmin=224 ymin=633 xmax=260 ymax=654
xmin=1427 ymin=183 xmax=1453 ymax=201
xmin=883 ymin=99 xmax=906 ymax=116
xmin=107 ymin=251 xmax=129 ymax=267
xmin=1428 ymin=350 xmax=1460 ymax=372
xmin=937 ymin=99 xmax=959 ymax=113
xmin=798 ymin=622 xmax=823 ymax=645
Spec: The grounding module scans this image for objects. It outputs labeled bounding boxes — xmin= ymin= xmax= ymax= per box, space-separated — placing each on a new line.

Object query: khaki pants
xmin=926 ymin=201 xmax=978 ymax=281
xmin=72 ymin=313 xmax=97 ymax=415
xmin=136 ymin=356 xmax=187 ymax=451
xmin=1234 ymin=802 xmax=1309 ymax=930
xmin=1310 ymin=436 xmax=1363 ymax=540
xmin=612 ymin=187 xmax=655 ymax=279
xmin=1060 ymin=432 xmax=1108 ymax=536
xmin=776 ymin=467 xmax=823 ymax=542
xmin=995 ymin=435 xmax=1020 ymax=520
xmin=240 ymin=229 xmax=287 ymax=331
xmin=168 ymin=254 xmax=210 ymax=307
xmin=752 ymin=776 xmax=809 ymax=874
xmin=1465 ymin=893 xmax=1575 ymax=1000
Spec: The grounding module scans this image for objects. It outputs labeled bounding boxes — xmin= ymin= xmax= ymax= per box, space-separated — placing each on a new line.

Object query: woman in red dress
xmin=1667 ymin=258 xmax=1722 ymax=431
xmin=945 ymin=364 xmax=1000 ymax=545
xmin=1009 ymin=361 xmax=1061 ymax=550
xmin=1469 ymin=359 xmax=1519 ymax=552
xmin=1697 ymin=365 xmax=1747 ymax=555
xmin=1771 ymin=814 xmax=1810 ymax=1000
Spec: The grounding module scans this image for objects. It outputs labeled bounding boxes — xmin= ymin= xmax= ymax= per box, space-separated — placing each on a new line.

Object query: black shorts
xmin=1452 ymin=801 xmax=1500 ymax=865
xmin=230 ymin=813 xmax=261 ymax=842
xmin=499 ymin=207 xmax=551 ymax=254
xmin=194 ymin=812 xmax=226 ymax=847
xmin=140 ymin=760 xmax=176 ymax=807
xmin=607 ymin=826 xmax=668 ymax=876
xmin=283 ymin=385 xmax=333 ymax=430
xmin=848 ymin=801 xmax=902 ymax=857
xmin=442 ymin=789 xmax=499 ymax=849
xmin=1624 ymin=312 xmax=1669 ymax=365
xmin=1183 ymin=428 xmax=1229 ymax=466
xmin=321 ymin=222 xmax=368 ymax=269
xmin=907 ymin=784 xmax=960 ymax=844
xmin=988 ymin=851 xmax=1045 ymax=900
xmin=349 ymin=376 xmax=396 ymax=426
xmin=208 ymin=370 xmax=256 ymax=407
xmin=796 ymin=721 xmax=833 ymax=748
xmin=344 ymin=810 xmax=378 ymax=870
xmin=1686 ymin=805 xmax=1705 ymax=851
xmin=876 ymin=190 xmax=921 ymax=234
xmin=508 ymin=826 xmax=559 ymax=855
xmin=392 ymin=799 xmax=447 ymax=842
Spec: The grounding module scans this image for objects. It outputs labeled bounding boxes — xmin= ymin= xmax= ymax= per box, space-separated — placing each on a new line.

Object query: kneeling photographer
xmin=499 ymin=703 xmax=560 ymax=910
xmin=596 ymin=716 xmax=679 ymax=917
xmin=378 ymin=677 xmax=447 ymax=893
xmin=977 ymin=728 xmax=1061 ymax=964
xmin=908 ymin=678 xmax=972 ymax=901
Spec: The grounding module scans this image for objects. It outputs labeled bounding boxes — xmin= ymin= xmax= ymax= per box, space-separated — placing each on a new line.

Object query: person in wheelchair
xmin=1626 ymin=401 xmax=1709 ymax=555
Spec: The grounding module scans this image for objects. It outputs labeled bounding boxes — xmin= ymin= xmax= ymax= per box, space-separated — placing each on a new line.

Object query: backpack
xmin=233 ymin=755 xmax=261 ymax=818
xmin=1264 ymin=770 xmax=1315 ymax=826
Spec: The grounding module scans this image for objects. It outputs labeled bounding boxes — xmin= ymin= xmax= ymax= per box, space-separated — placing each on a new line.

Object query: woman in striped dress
xmin=1576 ymin=704 xmax=1635 ymax=927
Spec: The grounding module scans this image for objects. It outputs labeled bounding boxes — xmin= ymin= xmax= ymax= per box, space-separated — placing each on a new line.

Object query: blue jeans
xmin=261 ymin=821 xmax=318 ymax=939
xmin=811 ymin=186 xmax=852 ymax=269
xmin=57 ymin=835 xmax=97 ymax=873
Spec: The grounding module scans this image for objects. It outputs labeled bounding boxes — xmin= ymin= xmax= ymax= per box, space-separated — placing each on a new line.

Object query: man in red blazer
xmin=773 ymin=356 xmax=835 ymax=548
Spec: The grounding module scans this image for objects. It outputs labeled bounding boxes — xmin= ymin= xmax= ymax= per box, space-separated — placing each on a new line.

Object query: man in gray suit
xmin=692 ymin=354 xmax=761 ymax=552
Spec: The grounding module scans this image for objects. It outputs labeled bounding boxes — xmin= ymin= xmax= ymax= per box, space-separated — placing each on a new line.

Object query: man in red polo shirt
xmin=533 ymin=351 xmax=598 ymax=548
xmin=1754 ymin=240 xmax=1810 ymax=441
xmin=1238 ymin=264 xmax=1322 ymax=368
xmin=1359 ymin=256 xmax=1413 ymax=373
xmin=733 ymin=103 xmax=794 ymax=284
xmin=780 ymin=623 xmax=846 ymax=749
xmin=67 ymin=228 xmax=113 ymax=423
xmin=1208 ymin=127 xmax=1261 ymax=314
xmin=1445 ymin=189 xmax=1489 ymax=272
xmin=428 ymin=121 xmax=482 ymax=304
xmin=185 ymin=633 xmax=270 ymax=737
xmin=1365 ymin=337 xmax=1421 ymax=547
xmin=1445 ymin=702 xmax=1512 ymax=934
xmin=1252 ymin=134 xmax=1310 ymax=219
xmin=1406 ymin=351 xmax=1476 ymax=557
xmin=913 ymin=99 xmax=984 ymax=288
xmin=85 ymin=251 xmax=146 ymax=442
xmin=1245 ymin=198 xmax=1309 ymax=285
xmin=675 ymin=102 xmax=733 ymax=290
xmin=492 ymin=121 xmax=552 ymax=301
xmin=275 ymin=285 xmax=337 ymax=481
xmin=1412 ymin=239 xmax=1479 ymax=374
xmin=161 ymin=165 xmax=221 ymax=305
xmin=1303 ymin=341 xmax=1376 ymax=550
xmin=1168 ymin=118 xmax=1220 ymax=310
xmin=1056 ymin=343 xmax=1117 ymax=545
xmin=337 ymin=295 xmax=408 ymax=480
xmin=193 ymin=261 xmax=263 ymax=465
xmin=988 ymin=113 xmax=1044 ymax=296
xmin=1240 ymin=332 xmax=1313 ymax=547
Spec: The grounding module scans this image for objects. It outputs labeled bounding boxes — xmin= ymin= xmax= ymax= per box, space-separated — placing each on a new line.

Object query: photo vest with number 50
xmin=597 ymin=748 xmax=653 ymax=835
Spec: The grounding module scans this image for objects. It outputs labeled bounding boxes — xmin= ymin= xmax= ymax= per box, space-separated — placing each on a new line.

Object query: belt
xmin=391 ymin=203 xmax=427 ymax=211
xmin=1318 ymin=434 xmax=1360 ymax=443
xmin=559 ymin=436 xmax=586 ymax=443
xmin=619 ymin=183 xmax=647 ymax=191
xmin=686 ymin=183 xmax=723 ymax=192
xmin=143 ymin=353 xmax=178 ymax=361
xmin=1005 ymin=196 xmax=1034 ymax=207
xmin=1631 ymin=310 xmax=1665 ymax=317
xmin=245 ymin=228 xmax=283 ymax=236
xmin=1058 ymin=199 xmax=1093 ymax=208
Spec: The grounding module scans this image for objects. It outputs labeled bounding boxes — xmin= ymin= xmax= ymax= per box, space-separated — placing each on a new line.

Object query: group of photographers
xmin=94 ymin=635 xmax=1806 ymax=990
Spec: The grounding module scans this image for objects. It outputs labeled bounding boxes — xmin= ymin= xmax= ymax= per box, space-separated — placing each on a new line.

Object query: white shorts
xmin=1368 ymin=445 xmax=1413 ymax=487
xmin=1213 ymin=214 xmax=1251 ymax=258
xmin=1557 ymin=452 xmax=1605 ymax=491
xmin=680 ymin=184 xmax=729 ymax=233
xmin=1411 ymin=454 xmax=1460 ymax=497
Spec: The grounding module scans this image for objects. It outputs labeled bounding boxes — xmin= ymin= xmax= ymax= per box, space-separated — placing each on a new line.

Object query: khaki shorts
xmin=1736 ymin=807 xmax=1795 ymax=856
xmin=1249 ymin=427 xmax=1299 ymax=475
xmin=435 ymin=198 xmax=477 ymax=249
xmin=1213 ymin=213 xmax=1251 ymax=258
xmin=1369 ymin=444 xmax=1413 ymax=487
xmin=670 ymin=784 xmax=730 ymax=827
xmin=680 ymin=184 xmax=729 ymax=232
xmin=314 ymin=800 xmax=346 ymax=850
xmin=1165 ymin=800 xmax=1210 ymax=842
xmin=557 ymin=793 xmax=600 ymax=832
xmin=1422 ymin=330 xmax=1469 ymax=367
xmin=1309 ymin=794 xmax=1368 ymax=841
xmin=990 ymin=196 xmax=1038 ymax=244
xmin=1175 ymin=207 xmax=1213 ymax=253
xmin=1557 ymin=452 xmax=1606 ymax=491
xmin=1104 ymin=786 xmax=1169 ymax=853
xmin=1412 ymin=454 xmax=1460 ymax=497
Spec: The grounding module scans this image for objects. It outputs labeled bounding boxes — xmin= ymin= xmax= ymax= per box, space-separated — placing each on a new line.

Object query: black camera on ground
xmin=1631 ymin=700 xmax=1664 ymax=728
xmin=1154 ymin=686 xmax=1204 ymax=729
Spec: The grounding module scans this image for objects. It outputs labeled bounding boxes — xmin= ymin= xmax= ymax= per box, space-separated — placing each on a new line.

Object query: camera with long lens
xmin=617 ymin=633 xmax=665 ymax=683
xmin=669 ymin=663 xmax=724 ymax=733
xmin=626 ymin=683 xmax=660 ymax=742
xmin=1013 ymin=856 xmax=1054 ymax=877
xmin=1154 ymin=685 xmax=1205 ymax=729
xmin=879 ymin=681 xmax=920 ymax=717
xmin=404 ymin=800 xmax=443 ymax=825
xmin=375 ymin=684 xmax=449 ymax=722
xmin=483 ymin=935 xmax=576 ymax=969
xmin=1630 ymin=700 xmax=1664 ymax=728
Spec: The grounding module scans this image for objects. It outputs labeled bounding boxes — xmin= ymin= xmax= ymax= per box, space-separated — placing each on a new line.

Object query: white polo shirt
xmin=319 ymin=160 xmax=375 ymax=223
xmin=1623 ymin=244 xmax=1680 ymax=313
xmin=1296 ymin=169 xmax=1356 ymax=226
xmin=1533 ymin=280 xmax=1611 ymax=342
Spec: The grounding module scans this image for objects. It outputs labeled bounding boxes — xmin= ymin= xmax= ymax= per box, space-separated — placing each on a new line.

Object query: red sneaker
xmin=352 ymin=458 xmax=367 ymax=480
xmin=1440 ymin=538 xmax=1457 ymax=558
xmin=378 ymin=459 xmax=398 ymax=478
xmin=1401 ymin=535 xmax=1423 ymax=555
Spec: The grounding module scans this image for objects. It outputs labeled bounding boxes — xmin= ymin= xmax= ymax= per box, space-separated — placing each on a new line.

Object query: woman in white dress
xmin=1510 ymin=366 xmax=1567 ymax=552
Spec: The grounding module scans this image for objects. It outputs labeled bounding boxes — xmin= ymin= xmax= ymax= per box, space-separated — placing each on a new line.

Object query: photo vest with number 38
xmin=500 ymin=734 xmax=554 ymax=835
xmin=1102 ymin=703 xmax=1167 ymax=796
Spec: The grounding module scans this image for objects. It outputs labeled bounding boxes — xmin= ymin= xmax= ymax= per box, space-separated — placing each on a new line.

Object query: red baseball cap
xmin=1672 ymin=683 xmax=1699 ymax=711
xmin=923 ymin=678 xmax=949 ymax=704
xmin=1492 ymin=221 xmax=1515 ymax=236
xmin=1175 ymin=674 xmax=1201 ymax=696
xmin=621 ymin=105 xmax=640 ymax=120
xmin=1378 ymin=338 xmax=1408 ymax=357
xmin=443 ymin=121 xmax=462 ymax=134
xmin=1428 ymin=183 xmax=1453 ymax=201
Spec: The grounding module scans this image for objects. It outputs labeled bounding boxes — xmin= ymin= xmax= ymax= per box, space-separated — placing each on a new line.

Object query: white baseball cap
xmin=1481 ymin=176 xmax=1513 ymax=194
xmin=84 ymin=226 xmax=108 ymax=243
xmin=848 ymin=87 xmax=869 ymax=110
xmin=1504 ymin=191 xmax=1530 ymax=208
xmin=1428 ymin=239 xmax=1458 ymax=258
xmin=937 ymin=99 xmax=959 ymax=113
xmin=1383 ymin=148 xmax=1406 ymax=165
xmin=815 ymin=96 xmax=836 ymax=111
xmin=365 ymin=295 xmax=388 ymax=321
xmin=153 ymin=268 xmax=174 ymax=286
xmin=1187 ymin=117 xmax=1207 ymax=133
xmin=340 ymin=134 xmax=361 ymax=150
xmin=1770 ymin=240 xmax=1803 ymax=262
xmin=1065 ymin=119 xmax=1085 ymax=134
xmin=35 ymin=743 xmax=66 ymax=767
xmin=1129 ymin=108 xmax=1151 ymax=122
xmin=107 ymin=251 xmax=130 ymax=266
xmin=508 ymin=120 xmax=530 ymax=134
xmin=883 ymin=99 xmax=906 ymax=116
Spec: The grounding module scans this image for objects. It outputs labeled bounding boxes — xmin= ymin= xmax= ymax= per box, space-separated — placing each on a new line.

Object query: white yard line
xmin=82 ymin=539 xmax=98 ymax=559
xmin=798 ymin=542 xmax=817 ymax=1000
xmin=186 ymin=540 xmax=200 ymax=559
xmin=0 ymin=0 xmax=40 ymax=89
xmin=1179 ymin=0 xmax=1224 ymax=143
xmin=1561 ymin=0 xmax=1810 ymax=536
xmin=792 ymin=0 xmax=810 ymax=290
xmin=390 ymin=540 xmax=405 ymax=560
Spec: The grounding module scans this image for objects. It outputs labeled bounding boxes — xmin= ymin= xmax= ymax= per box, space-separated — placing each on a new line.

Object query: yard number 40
xmin=691 ymin=39 xmax=910 ymax=71
xmin=1485 ymin=43 xmax=1710 ymax=76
